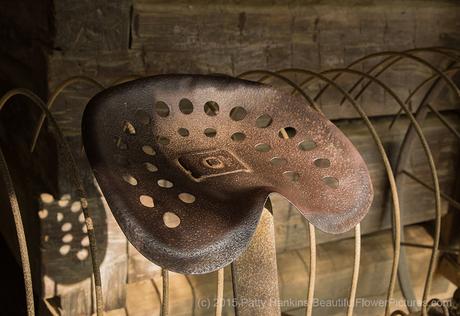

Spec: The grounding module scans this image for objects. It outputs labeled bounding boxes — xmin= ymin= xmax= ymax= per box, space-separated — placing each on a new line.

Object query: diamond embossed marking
xmin=82 ymin=74 xmax=373 ymax=274
xmin=178 ymin=149 xmax=250 ymax=181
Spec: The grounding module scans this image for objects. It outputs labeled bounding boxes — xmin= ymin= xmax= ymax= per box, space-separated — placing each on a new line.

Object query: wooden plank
xmin=47 ymin=1 xmax=460 ymax=121
xmin=124 ymin=225 xmax=454 ymax=316
xmin=53 ymin=0 xmax=131 ymax=52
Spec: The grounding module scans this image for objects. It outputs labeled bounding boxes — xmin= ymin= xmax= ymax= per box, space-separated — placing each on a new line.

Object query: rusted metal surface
xmin=231 ymin=208 xmax=280 ymax=316
xmin=82 ymin=74 xmax=373 ymax=274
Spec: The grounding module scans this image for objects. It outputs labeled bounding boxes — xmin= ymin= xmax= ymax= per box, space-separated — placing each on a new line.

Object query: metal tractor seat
xmin=82 ymin=75 xmax=373 ymax=274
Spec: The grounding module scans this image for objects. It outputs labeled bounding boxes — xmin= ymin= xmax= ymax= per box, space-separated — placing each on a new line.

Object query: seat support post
xmin=231 ymin=208 xmax=281 ymax=316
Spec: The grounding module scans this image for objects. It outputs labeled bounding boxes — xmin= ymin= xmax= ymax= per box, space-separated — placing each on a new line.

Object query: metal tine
xmin=392 ymin=69 xmax=456 ymax=315
xmin=426 ymin=104 xmax=460 ymax=140
xmin=324 ymin=58 xmax=455 ymax=308
xmin=401 ymin=242 xmax=460 ymax=254
xmin=0 ymin=89 xmax=104 ymax=315
xmin=215 ymin=268 xmax=224 ymax=316
xmin=31 ymin=73 xmax=154 ymax=154
xmin=274 ymin=68 xmax=402 ymax=316
xmin=316 ymin=66 xmax=447 ymax=316
xmin=347 ymin=224 xmax=361 ymax=316
xmin=111 ymin=74 xmax=143 ymax=86
xmin=161 ymin=269 xmax=170 ymax=316
xmin=343 ymin=49 xmax=460 ymax=104
xmin=393 ymin=72 xmax=449 ymax=314
xmin=340 ymin=48 xmax=460 ymax=106
xmin=319 ymin=68 xmax=443 ymax=316
xmin=0 ymin=146 xmax=34 ymax=316
xmin=306 ymin=223 xmax=316 ymax=316
xmin=388 ymin=66 xmax=460 ymax=131
xmin=293 ymin=47 xmax=459 ymax=104
xmin=293 ymin=55 xmax=400 ymax=101
xmin=402 ymin=170 xmax=460 ymax=211
xmin=314 ymin=51 xmax=460 ymax=109
xmin=30 ymin=76 xmax=105 ymax=153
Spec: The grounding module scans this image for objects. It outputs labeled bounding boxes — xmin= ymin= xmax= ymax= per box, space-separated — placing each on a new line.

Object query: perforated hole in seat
xmin=82 ymin=75 xmax=373 ymax=274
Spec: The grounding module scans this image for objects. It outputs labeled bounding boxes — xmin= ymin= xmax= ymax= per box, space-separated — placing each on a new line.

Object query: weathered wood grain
xmin=53 ymin=0 xmax=132 ymax=52
xmin=124 ymin=225 xmax=454 ymax=316
xmin=37 ymin=1 xmax=460 ymax=314
xmin=47 ymin=1 xmax=460 ymax=122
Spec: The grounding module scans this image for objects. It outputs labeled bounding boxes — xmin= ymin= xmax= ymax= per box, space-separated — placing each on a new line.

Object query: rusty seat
xmin=82 ymin=75 xmax=373 ymax=274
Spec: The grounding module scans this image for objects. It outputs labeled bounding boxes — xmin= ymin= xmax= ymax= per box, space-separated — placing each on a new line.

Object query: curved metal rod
xmin=273 ymin=68 xmax=402 ymax=316
xmin=343 ymin=51 xmax=460 ymax=107
xmin=402 ymin=170 xmax=460 ymax=211
xmin=237 ymin=70 xmax=322 ymax=112
xmin=110 ymin=74 xmax=143 ymax=86
xmin=337 ymin=48 xmax=460 ymax=106
xmin=161 ymin=269 xmax=169 ymax=316
xmin=285 ymin=66 xmax=447 ymax=314
xmin=330 ymin=65 xmax=459 ymax=309
xmin=426 ymin=104 xmax=460 ymax=140
xmin=347 ymin=224 xmax=361 ymax=316
xmin=389 ymin=66 xmax=460 ymax=130
xmin=0 ymin=89 xmax=104 ymax=315
xmin=391 ymin=74 xmax=446 ymax=313
xmin=320 ymin=68 xmax=442 ymax=316
xmin=392 ymin=68 xmax=456 ymax=314
xmin=215 ymin=268 xmax=224 ymax=316
xmin=305 ymin=223 xmax=316 ymax=316
xmin=30 ymin=76 xmax=105 ymax=152
xmin=297 ymin=47 xmax=460 ymax=105
xmin=339 ymin=48 xmax=460 ymax=102
xmin=0 ymin=147 xmax=34 ymax=316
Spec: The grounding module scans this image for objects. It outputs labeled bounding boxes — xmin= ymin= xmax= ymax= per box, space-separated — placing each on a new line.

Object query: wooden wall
xmin=2 ymin=0 xmax=460 ymax=315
